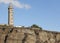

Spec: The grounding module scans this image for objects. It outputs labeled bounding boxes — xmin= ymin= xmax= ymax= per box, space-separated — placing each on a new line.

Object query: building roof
xmin=8 ymin=3 xmax=13 ymax=9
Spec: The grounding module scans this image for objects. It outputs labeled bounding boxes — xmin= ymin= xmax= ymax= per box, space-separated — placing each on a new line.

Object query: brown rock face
xmin=0 ymin=26 xmax=60 ymax=43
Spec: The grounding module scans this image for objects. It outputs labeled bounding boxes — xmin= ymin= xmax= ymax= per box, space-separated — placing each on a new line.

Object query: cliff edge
xmin=0 ymin=25 xmax=60 ymax=43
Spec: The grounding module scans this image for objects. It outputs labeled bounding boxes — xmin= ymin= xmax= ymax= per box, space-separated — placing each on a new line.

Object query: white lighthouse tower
xmin=8 ymin=3 xmax=14 ymax=26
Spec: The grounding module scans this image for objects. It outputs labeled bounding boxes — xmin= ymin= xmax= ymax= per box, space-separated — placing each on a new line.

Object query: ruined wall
xmin=0 ymin=26 xmax=60 ymax=43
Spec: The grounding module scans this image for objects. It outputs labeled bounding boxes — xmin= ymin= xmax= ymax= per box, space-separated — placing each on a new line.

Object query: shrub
xmin=31 ymin=24 xmax=42 ymax=30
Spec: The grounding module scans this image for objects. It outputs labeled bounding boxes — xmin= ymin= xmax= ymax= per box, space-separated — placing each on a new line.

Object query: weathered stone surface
xmin=0 ymin=26 xmax=60 ymax=43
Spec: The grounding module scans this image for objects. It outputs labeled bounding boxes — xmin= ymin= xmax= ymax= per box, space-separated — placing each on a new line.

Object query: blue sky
xmin=0 ymin=0 xmax=60 ymax=32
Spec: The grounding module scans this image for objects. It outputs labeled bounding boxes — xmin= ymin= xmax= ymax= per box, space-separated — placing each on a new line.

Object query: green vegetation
xmin=31 ymin=24 xmax=42 ymax=30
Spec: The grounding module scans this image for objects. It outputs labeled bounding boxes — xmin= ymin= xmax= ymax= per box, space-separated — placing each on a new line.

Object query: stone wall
xmin=0 ymin=26 xmax=60 ymax=43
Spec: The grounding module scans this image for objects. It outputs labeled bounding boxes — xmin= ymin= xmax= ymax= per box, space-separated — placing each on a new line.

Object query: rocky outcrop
xmin=0 ymin=25 xmax=60 ymax=43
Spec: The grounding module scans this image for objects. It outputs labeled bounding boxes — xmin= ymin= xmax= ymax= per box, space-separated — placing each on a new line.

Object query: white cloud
xmin=0 ymin=0 xmax=31 ymax=9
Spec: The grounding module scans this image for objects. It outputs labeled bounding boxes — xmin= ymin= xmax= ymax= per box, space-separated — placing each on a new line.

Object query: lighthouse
xmin=8 ymin=3 xmax=14 ymax=26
